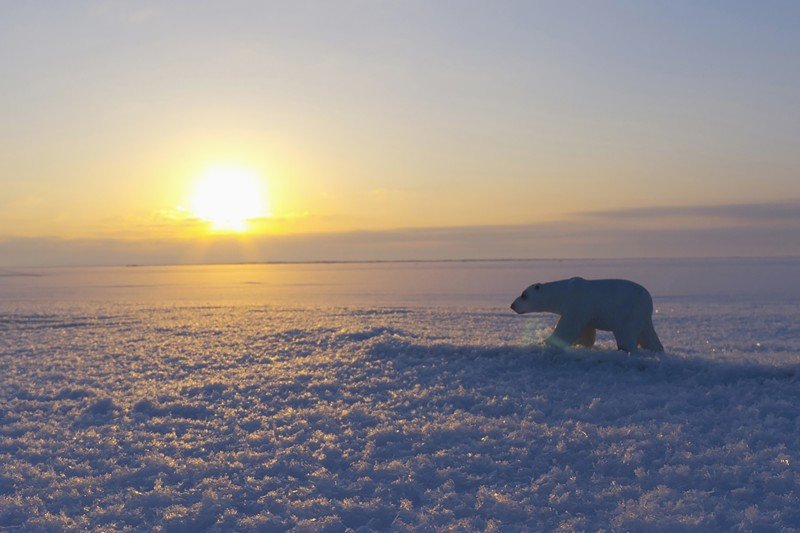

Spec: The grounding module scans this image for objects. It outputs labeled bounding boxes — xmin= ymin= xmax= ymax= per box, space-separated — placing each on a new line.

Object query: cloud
xmin=2 ymin=200 xmax=799 ymax=267
xmin=579 ymin=201 xmax=800 ymax=222
xmin=1 ymin=218 xmax=798 ymax=267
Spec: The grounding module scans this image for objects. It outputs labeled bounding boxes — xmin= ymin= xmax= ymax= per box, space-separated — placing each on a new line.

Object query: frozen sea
xmin=1 ymin=258 xmax=799 ymax=531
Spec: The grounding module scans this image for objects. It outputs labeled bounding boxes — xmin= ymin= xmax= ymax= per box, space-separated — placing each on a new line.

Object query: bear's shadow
xmin=371 ymin=337 xmax=797 ymax=385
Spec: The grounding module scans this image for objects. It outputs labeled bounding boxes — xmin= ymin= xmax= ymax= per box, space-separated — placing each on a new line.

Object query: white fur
xmin=511 ymin=277 xmax=664 ymax=353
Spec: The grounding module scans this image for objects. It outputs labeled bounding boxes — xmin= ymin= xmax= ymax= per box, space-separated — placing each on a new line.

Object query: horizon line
xmin=6 ymin=254 xmax=800 ymax=271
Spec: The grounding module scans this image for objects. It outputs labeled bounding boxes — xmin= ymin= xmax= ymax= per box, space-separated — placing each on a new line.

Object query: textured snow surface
xmin=2 ymin=260 xmax=800 ymax=531
xmin=2 ymin=301 xmax=800 ymax=531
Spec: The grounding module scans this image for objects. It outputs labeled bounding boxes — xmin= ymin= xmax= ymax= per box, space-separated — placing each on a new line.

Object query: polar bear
xmin=510 ymin=277 xmax=664 ymax=353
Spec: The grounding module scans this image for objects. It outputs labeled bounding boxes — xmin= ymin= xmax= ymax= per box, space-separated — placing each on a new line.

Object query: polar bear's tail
xmin=638 ymin=317 xmax=664 ymax=352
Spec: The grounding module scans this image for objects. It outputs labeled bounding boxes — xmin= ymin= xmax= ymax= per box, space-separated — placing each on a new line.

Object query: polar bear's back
xmin=581 ymin=278 xmax=651 ymax=297
xmin=569 ymin=278 xmax=654 ymax=331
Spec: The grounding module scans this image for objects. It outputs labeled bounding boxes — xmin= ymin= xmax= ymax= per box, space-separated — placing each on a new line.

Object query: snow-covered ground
xmin=1 ymin=260 xmax=799 ymax=530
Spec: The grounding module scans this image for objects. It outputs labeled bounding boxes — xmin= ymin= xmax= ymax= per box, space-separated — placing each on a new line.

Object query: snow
xmin=1 ymin=259 xmax=800 ymax=530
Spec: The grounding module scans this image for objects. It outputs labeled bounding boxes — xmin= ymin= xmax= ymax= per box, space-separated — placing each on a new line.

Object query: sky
xmin=1 ymin=1 xmax=799 ymax=266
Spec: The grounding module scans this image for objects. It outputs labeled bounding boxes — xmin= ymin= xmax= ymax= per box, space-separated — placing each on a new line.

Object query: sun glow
xmin=190 ymin=166 xmax=268 ymax=232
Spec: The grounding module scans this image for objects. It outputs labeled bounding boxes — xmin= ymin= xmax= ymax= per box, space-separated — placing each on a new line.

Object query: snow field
xmin=1 ymin=302 xmax=799 ymax=530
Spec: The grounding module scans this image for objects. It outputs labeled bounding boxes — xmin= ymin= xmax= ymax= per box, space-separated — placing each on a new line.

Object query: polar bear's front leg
xmin=546 ymin=316 xmax=588 ymax=349
xmin=576 ymin=326 xmax=596 ymax=347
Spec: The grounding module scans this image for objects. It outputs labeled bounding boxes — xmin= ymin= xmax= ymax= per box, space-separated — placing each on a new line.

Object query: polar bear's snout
xmin=511 ymin=295 xmax=534 ymax=314
xmin=511 ymin=283 xmax=546 ymax=314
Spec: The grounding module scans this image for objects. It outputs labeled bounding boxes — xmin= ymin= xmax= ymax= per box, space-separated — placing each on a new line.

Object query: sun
xmin=190 ymin=166 xmax=268 ymax=232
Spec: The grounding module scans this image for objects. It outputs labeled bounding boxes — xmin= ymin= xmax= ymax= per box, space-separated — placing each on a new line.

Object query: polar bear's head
xmin=510 ymin=283 xmax=545 ymax=314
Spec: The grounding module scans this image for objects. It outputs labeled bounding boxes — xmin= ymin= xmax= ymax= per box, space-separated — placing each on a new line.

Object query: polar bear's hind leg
xmin=613 ymin=330 xmax=638 ymax=353
xmin=613 ymin=311 xmax=644 ymax=354
xmin=638 ymin=317 xmax=664 ymax=352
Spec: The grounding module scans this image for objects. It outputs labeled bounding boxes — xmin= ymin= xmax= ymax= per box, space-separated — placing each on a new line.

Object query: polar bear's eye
xmin=534 ymin=284 xmax=541 ymax=291
xmin=521 ymin=292 xmax=527 ymax=300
